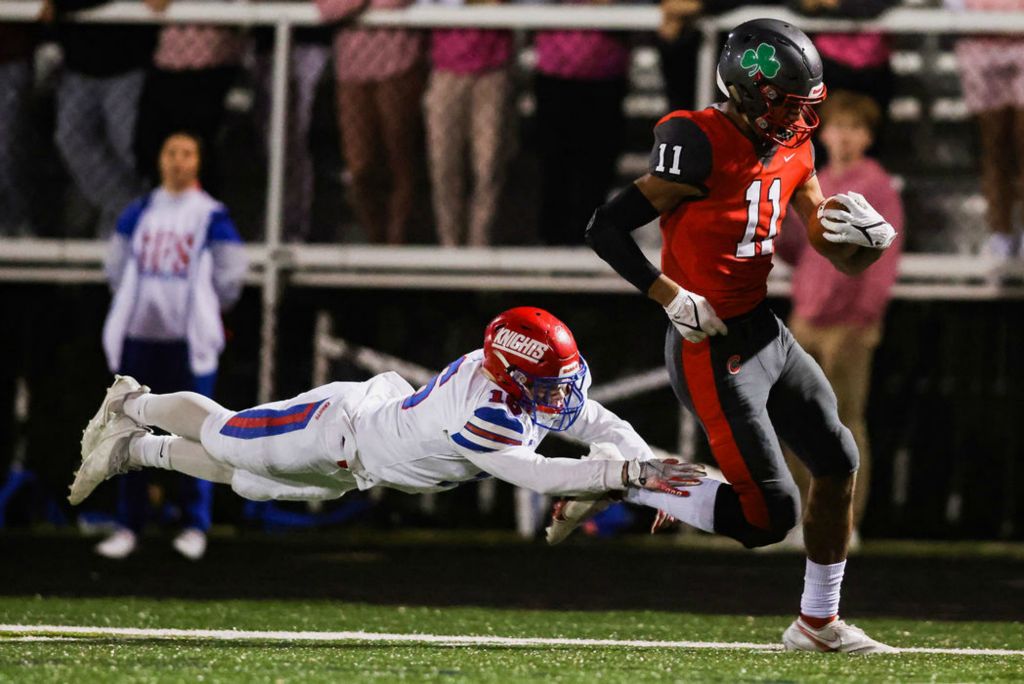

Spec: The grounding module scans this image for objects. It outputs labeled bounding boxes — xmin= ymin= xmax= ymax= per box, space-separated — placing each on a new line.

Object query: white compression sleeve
xmin=624 ymin=478 xmax=722 ymax=533
xmin=123 ymin=392 xmax=226 ymax=441
xmin=130 ymin=434 xmax=234 ymax=484
xmin=463 ymin=447 xmax=625 ymax=497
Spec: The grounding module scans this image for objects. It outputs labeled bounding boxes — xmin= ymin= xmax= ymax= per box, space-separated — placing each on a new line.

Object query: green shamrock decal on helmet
xmin=740 ymin=43 xmax=781 ymax=79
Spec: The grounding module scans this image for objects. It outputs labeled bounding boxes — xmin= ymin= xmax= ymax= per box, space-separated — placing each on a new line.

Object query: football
xmin=808 ymin=197 xmax=859 ymax=261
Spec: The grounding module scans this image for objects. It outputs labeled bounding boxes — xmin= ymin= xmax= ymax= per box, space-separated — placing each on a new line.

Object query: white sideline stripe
xmin=0 ymin=625 xmax=1022 ymax=656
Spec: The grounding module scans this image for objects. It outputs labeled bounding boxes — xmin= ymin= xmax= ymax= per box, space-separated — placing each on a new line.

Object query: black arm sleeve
xmin=584 ymin=183 xmax=662 ymax=295
xmin=648 ymin=117 xmax=713 ymax=192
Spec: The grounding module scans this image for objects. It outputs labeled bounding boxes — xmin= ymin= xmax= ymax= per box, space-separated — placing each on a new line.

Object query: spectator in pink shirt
xmin=423 ymin=2 xmax=514 ymax=246
xmin=534 ymin=2 xmax=631 ymax=245
xmin=776 ymin=90 xmax=904 ymax=546
xmin=317 ymin=0 xmax=425 ymax=244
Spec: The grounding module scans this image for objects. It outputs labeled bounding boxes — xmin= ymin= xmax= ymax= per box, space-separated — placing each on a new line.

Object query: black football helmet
xmin=717 ymin=18 xmax=826 ymax=148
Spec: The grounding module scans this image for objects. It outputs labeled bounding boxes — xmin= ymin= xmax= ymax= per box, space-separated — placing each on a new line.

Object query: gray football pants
xmin=666 ymin=302 xmax=859 ymax=548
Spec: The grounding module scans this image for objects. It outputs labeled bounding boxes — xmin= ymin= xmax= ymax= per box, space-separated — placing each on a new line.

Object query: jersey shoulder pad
xmin=649 ymin=112 xmax=712 ymax=189
xmin=450 ymin=404 xmax=527 ymax=453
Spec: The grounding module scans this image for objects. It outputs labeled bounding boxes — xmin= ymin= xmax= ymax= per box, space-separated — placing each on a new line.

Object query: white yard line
xmin=0 ymin=625 xmax=1021 ymax=657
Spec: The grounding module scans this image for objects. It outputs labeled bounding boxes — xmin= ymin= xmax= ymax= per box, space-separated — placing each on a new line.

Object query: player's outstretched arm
xmin=562 ymin=398 xmax=656 ymax=462
xmin=460 ymin=445 xmax=703 ymax=498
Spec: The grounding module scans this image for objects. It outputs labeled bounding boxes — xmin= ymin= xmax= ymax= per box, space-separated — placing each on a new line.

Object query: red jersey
xmin=651 ymin=106 xmax=815 ymax=319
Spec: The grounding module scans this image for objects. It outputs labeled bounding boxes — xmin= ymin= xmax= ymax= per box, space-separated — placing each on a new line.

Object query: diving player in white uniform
xmin=70 ymin=307 xmax=704 ymax=506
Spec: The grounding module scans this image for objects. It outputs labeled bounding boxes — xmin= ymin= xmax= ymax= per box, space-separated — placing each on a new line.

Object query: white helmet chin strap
xmin=492 ymin=349 xmax=511 ymax=370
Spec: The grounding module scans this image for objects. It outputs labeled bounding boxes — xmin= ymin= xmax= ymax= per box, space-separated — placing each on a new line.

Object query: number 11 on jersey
xmin=655 ymin=143 xmax=683 ymax=176
xmin=736 ymin=178 xmax=781 ymax=258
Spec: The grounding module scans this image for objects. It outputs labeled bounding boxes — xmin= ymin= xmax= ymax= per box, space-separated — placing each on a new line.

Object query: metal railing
xmin=3 ymin=2 xmax=1024 ymax=403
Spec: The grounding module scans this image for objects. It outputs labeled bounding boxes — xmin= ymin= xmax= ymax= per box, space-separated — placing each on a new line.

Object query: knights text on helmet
xmin=493 ymin=327 xmax=551 ymax=362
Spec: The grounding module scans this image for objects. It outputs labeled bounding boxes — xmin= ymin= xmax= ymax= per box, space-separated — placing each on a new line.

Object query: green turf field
xmin=2 ymin=597 xmax=1023 ymax=682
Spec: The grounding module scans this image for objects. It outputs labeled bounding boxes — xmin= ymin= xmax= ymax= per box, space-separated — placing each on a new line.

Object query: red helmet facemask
xmin=752 ymin=81 xmax=827 ymax=148
xmin=482 ymin=307 xmax=588 ymax=432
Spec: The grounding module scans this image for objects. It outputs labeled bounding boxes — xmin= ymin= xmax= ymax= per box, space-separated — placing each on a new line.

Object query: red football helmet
xmin=482 ymin=307 xmax=588 ymax=431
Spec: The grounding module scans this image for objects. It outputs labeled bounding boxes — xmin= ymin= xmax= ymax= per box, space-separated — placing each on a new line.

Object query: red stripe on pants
xmin=681 ymin=340 xmax=771 ymax=530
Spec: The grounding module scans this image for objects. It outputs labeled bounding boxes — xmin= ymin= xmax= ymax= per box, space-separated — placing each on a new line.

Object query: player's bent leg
xmin=663 ymin=321 xmax=802 ymax=548
xmin=123 ymin=391 xmax=226 ymax=442
xmin=768 ymin=325 xmax=896 ymax=652
xmin=769 ymin=330 xmax=860 ymax=562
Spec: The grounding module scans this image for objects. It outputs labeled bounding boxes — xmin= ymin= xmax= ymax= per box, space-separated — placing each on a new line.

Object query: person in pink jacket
xmin=316 ymin=0 xmax=425 ymax=244
xmin=776 ymin=90 xmax=904 ymax=547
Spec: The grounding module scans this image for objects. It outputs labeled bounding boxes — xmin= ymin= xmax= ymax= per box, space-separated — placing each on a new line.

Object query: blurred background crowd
xmin=2 ymin=0 xmax=1024 ymax=559
xmin=1 ymin=0 xmax=1022 ymax=256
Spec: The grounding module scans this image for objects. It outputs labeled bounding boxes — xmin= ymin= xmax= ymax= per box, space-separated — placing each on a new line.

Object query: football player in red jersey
xmin=584 ymin=19 xmax=899 ymax=653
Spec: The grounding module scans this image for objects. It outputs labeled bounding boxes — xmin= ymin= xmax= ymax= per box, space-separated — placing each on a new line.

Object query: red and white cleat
xmin=783 ymin=616 xmax=899 ymax=654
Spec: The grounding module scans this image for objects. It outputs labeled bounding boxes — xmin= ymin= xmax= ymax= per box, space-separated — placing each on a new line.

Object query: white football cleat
xmin=69 ymin=415 xmax=147 ymax=506
xmin=81 ymin=375 xmax=149 ymax=459
xmin=95 ymin=528 xmax=137 ymax=560
xmin=783 ymin=616 xmax=899 ymax=654
xmin=172 ymin=528 xmax=208 ymax=561
xmin=545 ymin=497 xmax=612 ymax=545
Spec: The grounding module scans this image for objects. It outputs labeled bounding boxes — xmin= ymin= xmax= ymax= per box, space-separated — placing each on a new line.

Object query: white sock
xmin=122 ymin=393 xmax=151 ymax=425
xmin=122 ymin=391 xmax=221 ymax=441
xmin=129 ymin=434 xmax=173 ymax=470
xmin=624 ymin=478 xmax=722 ymax=533
xmin=800 ymin=558 xmax=846 ymax=620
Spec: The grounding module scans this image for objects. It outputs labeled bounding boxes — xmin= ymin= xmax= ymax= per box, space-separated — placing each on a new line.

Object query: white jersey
xmin=201 ymin=350 xmax=657 ymax=500
xmin=102 ymin=187 xmax=248 ymax=376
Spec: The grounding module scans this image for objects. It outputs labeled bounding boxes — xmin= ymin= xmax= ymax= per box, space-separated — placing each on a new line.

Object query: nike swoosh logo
xmin=797 ymin=623 xmax=841 ymax=652
xmin=783 ymin=154 xmax=796 ymax=162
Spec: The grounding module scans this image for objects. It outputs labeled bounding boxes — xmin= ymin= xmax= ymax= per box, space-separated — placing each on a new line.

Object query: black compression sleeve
xmin=584 ymin=183 xmax=662 ymax=294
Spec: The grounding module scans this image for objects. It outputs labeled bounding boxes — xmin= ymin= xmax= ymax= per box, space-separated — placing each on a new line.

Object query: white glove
xmin=664 ymin=288 xmax=728 ymax=344
xmin=621 ymin=458 xmax=706 ymax=497
xmin=819 ymin=192 xmax=897 ymax=250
